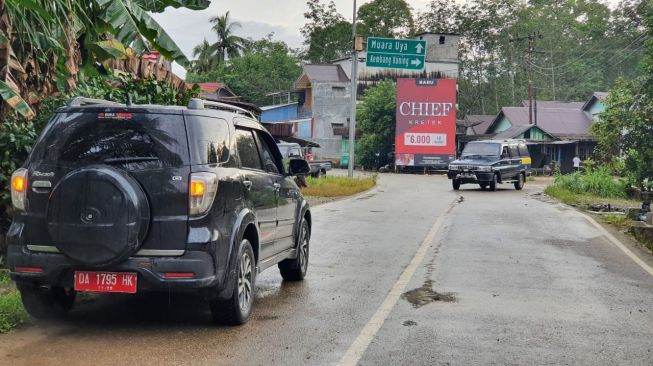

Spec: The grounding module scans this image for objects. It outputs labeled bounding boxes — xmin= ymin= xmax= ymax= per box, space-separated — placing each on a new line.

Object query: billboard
xmin=395 ymin=78 xmax=457 ymax=167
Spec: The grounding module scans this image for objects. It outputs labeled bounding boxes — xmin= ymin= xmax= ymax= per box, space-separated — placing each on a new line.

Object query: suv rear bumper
xmin=8 ymin=245 xmax=219 ymax=292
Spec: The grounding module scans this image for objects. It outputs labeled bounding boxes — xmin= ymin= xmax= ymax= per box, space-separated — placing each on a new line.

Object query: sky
xmin=151 ymin=0 xmax=433 ymax=78
xmin=151 ymin=0 xmax=620 ymax=78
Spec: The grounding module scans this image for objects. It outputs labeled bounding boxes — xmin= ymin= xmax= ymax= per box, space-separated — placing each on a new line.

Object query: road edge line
xmin=336 ymin=198 xmax=456 ymax=366
xmin=579 ymin=211 xmax=653 ymax=277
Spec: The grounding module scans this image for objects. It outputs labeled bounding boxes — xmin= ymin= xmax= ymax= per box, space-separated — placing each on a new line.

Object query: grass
xmin=0 ymin=270 xmax=29 ymax=333
xmin=552 ymin=169 xmax=626 ymax=198
xmin=302 ymin=175 xmax=376 ymax=197
xmin=544 ymin=185 xmax=639 ymax=208
xmin=601 ymin=214 xmax=632 ymax=229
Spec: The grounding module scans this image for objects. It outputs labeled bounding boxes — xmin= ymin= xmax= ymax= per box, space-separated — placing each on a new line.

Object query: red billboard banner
xmin=395 ymin=78 xmax=457 ymax=167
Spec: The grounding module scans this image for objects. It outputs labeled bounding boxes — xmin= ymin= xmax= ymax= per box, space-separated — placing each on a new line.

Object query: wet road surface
xmin=1 ymin=174 xmax=652 ymax=365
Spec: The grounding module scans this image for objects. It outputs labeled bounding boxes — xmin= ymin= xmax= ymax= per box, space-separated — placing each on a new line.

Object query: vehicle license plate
xmin=74 ymin=271 xmax=137 ymax=293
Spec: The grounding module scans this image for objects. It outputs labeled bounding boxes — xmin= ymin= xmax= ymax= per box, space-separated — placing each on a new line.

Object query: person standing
xmin=573 ymin=155 xmax=581 ymax=173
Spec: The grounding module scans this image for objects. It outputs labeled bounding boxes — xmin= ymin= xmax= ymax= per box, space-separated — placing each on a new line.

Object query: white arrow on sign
xmin=411 ymin=58 xmax=422 ymax=66
xmin=415 ymin=44 xmax=424 ymax=54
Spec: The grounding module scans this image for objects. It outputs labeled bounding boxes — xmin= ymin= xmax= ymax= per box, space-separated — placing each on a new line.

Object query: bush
xmin=552 ymin=167 xmax=626 ymax=198
xmin=0 ymin=270 xmax=28 ymax=333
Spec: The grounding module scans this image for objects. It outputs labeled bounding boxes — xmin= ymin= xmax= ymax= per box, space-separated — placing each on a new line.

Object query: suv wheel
xmin=452 ymin=179 xmax=461 ymax=191
xmin=18 ymin=284 xmax=76 ymax=319
xmin=210 ymin=239 xmax=256 ymax=325
xmin=279 ymin=217 xmax=310 ymax=281
xmin=514 ymin=173 xmax=525 ymax=190
xmin=489 ymin=174 xmax=498 ymax=191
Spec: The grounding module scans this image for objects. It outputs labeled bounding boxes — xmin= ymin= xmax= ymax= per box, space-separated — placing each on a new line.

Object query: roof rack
xmin=187 ymin=98 xmax=256 ymax=119
xmin=66 ymin=97 xmax=124 ymax=107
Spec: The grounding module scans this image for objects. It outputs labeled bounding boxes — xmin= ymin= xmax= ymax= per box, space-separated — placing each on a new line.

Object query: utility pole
xmin=347 ymin=0 xmax=358 ymax=178
xmin=510 ymin=32 xmax=543 ymax=125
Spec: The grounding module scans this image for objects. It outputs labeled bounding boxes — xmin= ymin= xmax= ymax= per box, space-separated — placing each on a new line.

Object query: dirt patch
xmin=305 ymin=196 xmax=340 ymax=207
xmin=401 ymin=280 xmax=456 ymax=308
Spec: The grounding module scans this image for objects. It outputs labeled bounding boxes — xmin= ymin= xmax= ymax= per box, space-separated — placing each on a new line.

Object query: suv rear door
xmin=234 ymin=126 xmax=277 ymax=260
xmin=26 ymin=110 xmax=190 ymax=254
xmin=253 ymin=130 xmax=298 ymax=253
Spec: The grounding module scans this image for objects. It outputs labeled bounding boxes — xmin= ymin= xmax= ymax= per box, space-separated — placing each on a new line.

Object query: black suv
xmin=447 ymin=139 xmax=531 ymax=191
xmin=7 ymin=97 xmax=312 ymax=325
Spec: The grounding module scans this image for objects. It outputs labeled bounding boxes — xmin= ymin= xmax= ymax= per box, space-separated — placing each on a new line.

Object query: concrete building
xmin=294 ymin=64 xmax=352 ymax=161
xmin=333 ymin=33 xmax=461 ymax=81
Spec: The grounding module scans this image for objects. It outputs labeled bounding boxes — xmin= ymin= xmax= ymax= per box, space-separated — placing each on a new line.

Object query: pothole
xmin=401 ymin=280 xmax=456 ymax=308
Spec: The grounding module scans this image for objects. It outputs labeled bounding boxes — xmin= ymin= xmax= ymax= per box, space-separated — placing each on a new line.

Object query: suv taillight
xmin=11 ymin=168 xmax=28 ymax=211
xmin=189 ymin=172 xmax=218 ymax=217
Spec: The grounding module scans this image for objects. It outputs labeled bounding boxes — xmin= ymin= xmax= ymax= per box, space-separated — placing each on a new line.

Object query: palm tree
xmin=209 ymin=11 xmax=246 ymax=64
xmin=191 ymin=39 xmax=215 ymax=73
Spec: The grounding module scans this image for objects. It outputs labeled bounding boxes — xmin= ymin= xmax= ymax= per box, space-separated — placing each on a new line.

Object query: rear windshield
xmin=461 ymin=142 xmax=501 ymax=157
xmin=277 ymin=145 xmax=302 ymax=159
xmin=31 ymin=112 xmax=189 ymax=170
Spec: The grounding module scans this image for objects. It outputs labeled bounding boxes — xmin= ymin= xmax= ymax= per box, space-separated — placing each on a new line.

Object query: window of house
xmin=439 ymin=36 xmax=446 ymax=44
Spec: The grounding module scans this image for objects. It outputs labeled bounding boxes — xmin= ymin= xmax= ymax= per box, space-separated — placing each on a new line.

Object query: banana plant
xmin=0 ymin=0 xmax=210 ymax=117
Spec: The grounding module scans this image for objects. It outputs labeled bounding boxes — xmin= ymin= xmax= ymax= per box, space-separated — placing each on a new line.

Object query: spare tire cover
xmin=47 ymin=166 xmax=150 ymax=266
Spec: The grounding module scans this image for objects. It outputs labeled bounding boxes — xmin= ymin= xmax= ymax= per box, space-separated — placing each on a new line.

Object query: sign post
xmin=366 ymin=37 xmax=426 ymax=70
xmin=347 ymin=0 xmax=358 ymax=178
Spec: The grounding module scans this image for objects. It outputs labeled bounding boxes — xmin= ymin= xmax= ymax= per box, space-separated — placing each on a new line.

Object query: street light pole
xmin=347 ymin=0 xmax=358 ymax=178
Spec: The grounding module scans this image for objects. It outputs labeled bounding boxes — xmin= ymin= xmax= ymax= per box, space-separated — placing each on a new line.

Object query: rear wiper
xmin=104 ymin=157 xmax=159 ymax=164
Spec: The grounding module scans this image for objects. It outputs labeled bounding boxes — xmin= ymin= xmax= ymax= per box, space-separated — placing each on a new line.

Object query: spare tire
xmin=47 ymin=166 xmax=150 ymax=266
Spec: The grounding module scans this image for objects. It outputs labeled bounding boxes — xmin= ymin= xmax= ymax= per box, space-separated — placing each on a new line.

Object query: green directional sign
xmin=366 ymin=37 xmax=426 ymax=70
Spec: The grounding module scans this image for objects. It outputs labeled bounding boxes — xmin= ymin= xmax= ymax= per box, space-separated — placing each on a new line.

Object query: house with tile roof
xmin=477 ymin=93 xmax=608 ymax=173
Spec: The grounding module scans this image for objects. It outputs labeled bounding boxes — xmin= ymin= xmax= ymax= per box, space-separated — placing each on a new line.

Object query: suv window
xmin=33 ymin=112 xmax=189 ymax=170
xmin=186 ymin=115 xmax=230 ymax=165
xmin=518 ymin=144 xmax=529 ymax=157
xmin=501 ymin=146 xmax=510 ymax=158
xmin=256 ymin=131 xmax=282 ymax=174
xmin=509 ymin=144 xmax=520 ymax=158
xmin=235 ymin=128 xmax=263 ymax=170
xmin=288 ymin=147 xmax=302 ymax=158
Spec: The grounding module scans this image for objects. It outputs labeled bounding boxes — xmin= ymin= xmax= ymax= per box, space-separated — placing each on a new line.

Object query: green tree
xmin=187 ymin=36 xmax=302 ymax=106
xmin=357 ymin=0 xmax=414 ymax=38
xmin=209 ymin=11 xmax=247 ymax=64
xmin=192 ymin=39 xmax=215 ymax=73
xmin=592 ymin=0 xmax=653 ymax=186
xmin=301 ymin=0 xmax=351 ymax=63
xmin=356 ymin=80 xmax=396 ymax=169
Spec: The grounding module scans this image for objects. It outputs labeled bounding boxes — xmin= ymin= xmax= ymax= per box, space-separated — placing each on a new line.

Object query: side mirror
xmin=288 ymin=159 xmax=311 ymax=176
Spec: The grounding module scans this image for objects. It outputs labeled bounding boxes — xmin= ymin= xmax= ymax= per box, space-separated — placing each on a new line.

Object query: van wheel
xmin=514 ymin=173 xmax=525 ymax=190
xmin=18 ymin=284 xmax=76 ymax=319
xmin=452 ymin=179 xmax=461 ymax=191
xmin=279 ymin=218 xmax=310 ymax=281
xmin=209 ymin=239 xmax=256 ymax=325
xmin=489 ymin=174 xmax=498 ymax=191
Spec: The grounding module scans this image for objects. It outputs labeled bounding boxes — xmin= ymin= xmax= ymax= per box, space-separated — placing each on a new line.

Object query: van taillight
xmin=11 ymin=168 xmax=28 ymax=211
xmin=189 ymin=172 xmax=218 ymax=217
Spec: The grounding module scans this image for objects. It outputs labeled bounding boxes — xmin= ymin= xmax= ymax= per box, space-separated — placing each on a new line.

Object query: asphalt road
xmin=1 ymin=174 xmax=652 ymax=366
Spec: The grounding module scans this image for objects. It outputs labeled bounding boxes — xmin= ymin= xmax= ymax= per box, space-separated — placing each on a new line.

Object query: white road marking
xmin=337 ymin=199 xmax=456 ymax=366
xmin=581 ymin=212 xmax=653 ymax=277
